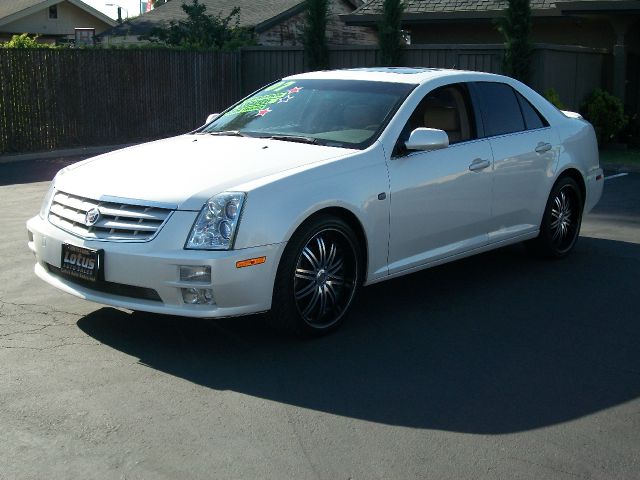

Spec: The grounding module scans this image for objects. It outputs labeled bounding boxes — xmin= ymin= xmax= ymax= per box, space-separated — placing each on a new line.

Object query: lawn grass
xmin=599 ymin=148 xmax=640 ymax=167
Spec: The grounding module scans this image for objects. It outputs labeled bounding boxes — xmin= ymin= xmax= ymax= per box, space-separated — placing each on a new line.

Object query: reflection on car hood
xmin=54 ymin=135 xmax=355 ymax=210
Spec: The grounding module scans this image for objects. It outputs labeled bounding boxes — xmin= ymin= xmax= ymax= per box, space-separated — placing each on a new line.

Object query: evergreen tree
xmin=497 ymin=0 xmax=533 ymax=83
xmin=302 ymin=0 xmax=329 ymax=71
xmin=378 ymin=0 xmax=405 ymax=67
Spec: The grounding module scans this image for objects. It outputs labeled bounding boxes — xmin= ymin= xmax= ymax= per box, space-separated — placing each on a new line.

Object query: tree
xmin=302 ymin=0 xmax=329 ymax=71
xmin=496 ymin=0 xmax=533 ymax=84
xmin=143 ymin=0 xmax=254 ymax=50
xmin=378 ymin=0 xmax=405 ymax=67
xmin=1 ymin=33 xmax=49 ymax=48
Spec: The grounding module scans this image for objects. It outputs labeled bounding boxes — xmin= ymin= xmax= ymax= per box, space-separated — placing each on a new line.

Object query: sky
xmin=82 ymin=0 xmax=149 ymax=20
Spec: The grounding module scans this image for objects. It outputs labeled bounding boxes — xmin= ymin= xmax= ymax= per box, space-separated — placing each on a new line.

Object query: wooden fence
xmin=0 ymin=44 xmax=609 ymax=154
xmin=239 ymin=45 xmax=505 ymax=95
xmin=0 ymin=49 xmax=238 ymax=153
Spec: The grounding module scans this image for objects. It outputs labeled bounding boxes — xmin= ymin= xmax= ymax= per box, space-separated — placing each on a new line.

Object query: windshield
xmin=199 ymin=79 xmax=416 ymax=149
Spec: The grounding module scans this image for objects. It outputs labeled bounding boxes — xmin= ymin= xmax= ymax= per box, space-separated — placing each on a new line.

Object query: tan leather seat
xmin=423 ymin=106 xmax=461 ymax=143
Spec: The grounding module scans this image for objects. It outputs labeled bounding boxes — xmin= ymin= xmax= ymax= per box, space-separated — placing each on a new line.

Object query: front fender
xmin=233 ymin=144 xmax=390 ymax=282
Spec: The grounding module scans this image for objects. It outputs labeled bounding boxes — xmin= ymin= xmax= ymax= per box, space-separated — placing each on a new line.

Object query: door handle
xmin=535 ymin=142 xmax=552 ymax=154
xmin=469 ymin=158 xmax=491 ymax=172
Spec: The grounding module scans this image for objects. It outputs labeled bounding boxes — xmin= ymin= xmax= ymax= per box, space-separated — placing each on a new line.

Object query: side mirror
xmin=405 ymin=128 xmax=449 ymax=152
xmin=205 ymin=113 xmax=219 ymax=124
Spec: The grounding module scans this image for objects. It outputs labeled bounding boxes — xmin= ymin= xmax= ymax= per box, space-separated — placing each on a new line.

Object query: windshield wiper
xmin=206 ymin=130 xmax=248 ymax=137
xmin=266 ymin=135 xmax=318 ymax=145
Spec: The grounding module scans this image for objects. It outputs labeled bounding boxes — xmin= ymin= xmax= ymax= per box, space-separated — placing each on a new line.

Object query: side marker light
xmin=236 ymin=256 xmax=266 ymax=268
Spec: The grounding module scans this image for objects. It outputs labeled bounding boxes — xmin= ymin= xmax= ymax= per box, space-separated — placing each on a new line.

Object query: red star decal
xmin=256 ymin=108 xmax=272 ymax=117
xmin=288 ymin=86 xmax=303 ymax=94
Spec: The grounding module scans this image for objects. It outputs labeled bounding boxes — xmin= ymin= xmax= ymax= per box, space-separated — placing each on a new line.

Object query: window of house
xmin=49 ymin=5 xmax=58 ymax=19
xmin=473 ymin=82 xmax=525 ymax=137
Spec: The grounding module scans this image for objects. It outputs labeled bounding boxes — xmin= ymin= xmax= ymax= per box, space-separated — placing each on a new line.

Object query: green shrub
xmin=1 ymin=33 xmax=52 ymax=48
xmin=543 ymin=88 xmax=564 ymax=110
xmin=581 ymin=89 xmax=628 ymax=145
xmin=619 ymin=113 xmax=640 ymax=147
xmin=141 ymin=0 xmax=254 ymax=51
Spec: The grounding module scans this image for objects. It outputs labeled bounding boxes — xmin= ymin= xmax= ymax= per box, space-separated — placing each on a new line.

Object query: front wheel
xmin=527 ymin=176 xmax=583 ymax=258
xmin=268 ymin=215 xmax=361 ymax=337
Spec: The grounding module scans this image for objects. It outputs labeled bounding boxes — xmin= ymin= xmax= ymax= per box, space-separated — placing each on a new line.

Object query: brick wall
xmin=258 ymin=0 xmax=377 ymax=47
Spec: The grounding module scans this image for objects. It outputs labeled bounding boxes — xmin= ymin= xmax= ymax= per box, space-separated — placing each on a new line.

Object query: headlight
xmin=185 ymin=192 xmax=246 ymax=250
xmin=39 ymin=181 xmax=56 ymax=219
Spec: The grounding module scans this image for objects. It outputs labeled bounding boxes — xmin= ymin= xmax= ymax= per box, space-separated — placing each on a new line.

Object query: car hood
xmin=55 ymin=135 xmax=355 ymax=211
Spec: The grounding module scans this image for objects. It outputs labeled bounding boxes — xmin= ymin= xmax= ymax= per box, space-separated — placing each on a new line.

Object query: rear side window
xmin=473 ymin=82 xmax=525 ymax=137
xmin=515 ymin=91 xmax=548 ymax=130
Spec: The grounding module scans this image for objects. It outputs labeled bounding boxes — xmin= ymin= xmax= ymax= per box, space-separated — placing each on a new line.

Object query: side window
xmin=515 ymin=91 xmax=549 ymax=130
xmin=395 ymin=83 xmax=476 ymax=155
xmin=474 ymin=82 xmax=525 ymax=137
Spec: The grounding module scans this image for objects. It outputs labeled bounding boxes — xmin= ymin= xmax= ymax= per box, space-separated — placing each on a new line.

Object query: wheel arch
xmin=556 ymin=167 xmax=586 ymax=205
xmin=286 ymin=206 xmax=369 ymax=283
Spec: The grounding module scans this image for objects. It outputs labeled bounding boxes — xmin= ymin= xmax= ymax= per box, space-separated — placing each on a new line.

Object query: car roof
xmin=284 ymin=67 xmax=502 ymax=85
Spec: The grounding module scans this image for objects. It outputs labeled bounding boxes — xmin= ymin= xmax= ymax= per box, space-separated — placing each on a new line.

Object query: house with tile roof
xmin=100 ymin=0 xmax=377 ymax=46
xmin=0 ymin=0 xmax=116 ymax=44
xmin=344 ymin=0 xmax=640 ymax=110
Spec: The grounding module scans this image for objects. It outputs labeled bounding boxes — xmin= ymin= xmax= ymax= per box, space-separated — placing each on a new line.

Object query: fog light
xmin=180 ymin=265 xmax=211 ymax=282
xmin=182 ymin=288 xmax=214 ymax=305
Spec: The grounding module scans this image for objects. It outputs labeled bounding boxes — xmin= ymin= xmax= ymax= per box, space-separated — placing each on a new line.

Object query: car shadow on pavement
xmin=77 ymin=237 xmax=640 ymax=434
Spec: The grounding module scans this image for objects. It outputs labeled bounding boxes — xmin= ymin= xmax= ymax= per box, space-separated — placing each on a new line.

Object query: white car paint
xmin=54 ymin=135 xmax=357 ymax=211
xmin=27 ymin=68 xmax=604 ymax=319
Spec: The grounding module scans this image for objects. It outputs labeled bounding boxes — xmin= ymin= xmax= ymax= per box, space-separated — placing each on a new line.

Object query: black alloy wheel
xmin=269 ymin=215 xmax=361 ymax=336
xmin=528 ymin=176 xmax=583 ymax=258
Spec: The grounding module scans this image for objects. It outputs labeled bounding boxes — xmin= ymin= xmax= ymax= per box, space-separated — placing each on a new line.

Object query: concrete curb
xmin=0 ymin=143 xmax=137 ymax=164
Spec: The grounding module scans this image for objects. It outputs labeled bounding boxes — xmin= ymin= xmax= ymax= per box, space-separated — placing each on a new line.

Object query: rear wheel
xmin=528 ymin=176 xmax=583 ymax=258
xmin=269 ymin=215 xmax=361 ymax=336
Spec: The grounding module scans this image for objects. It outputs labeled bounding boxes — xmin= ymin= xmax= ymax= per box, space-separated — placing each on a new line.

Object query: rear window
xmin=473 ymin=82 xmax=525 ymax=137
xmin=515 ymin=91 xmax=548 ymax=130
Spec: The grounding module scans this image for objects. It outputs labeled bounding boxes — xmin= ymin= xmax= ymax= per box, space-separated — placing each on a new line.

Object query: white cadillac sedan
xmin=27 ymin=68 xmax=603 ymax=335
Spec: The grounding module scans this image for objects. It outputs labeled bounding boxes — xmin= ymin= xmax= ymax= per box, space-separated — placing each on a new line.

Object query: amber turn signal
xmin=236 ymin=256 xmax=266 ymax=268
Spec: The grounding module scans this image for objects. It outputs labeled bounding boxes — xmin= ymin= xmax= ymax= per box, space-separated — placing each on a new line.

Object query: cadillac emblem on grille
xmin=85 ymin=207 xmax=101 ymax=226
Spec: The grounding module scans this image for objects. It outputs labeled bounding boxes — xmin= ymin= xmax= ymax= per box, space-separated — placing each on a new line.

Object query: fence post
xmin=236 ymin=48 xmax=243 ymax=99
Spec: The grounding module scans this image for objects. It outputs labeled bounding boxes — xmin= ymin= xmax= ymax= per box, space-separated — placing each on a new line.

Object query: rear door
xmin=471 ymin=82 xmax=559 ymax=243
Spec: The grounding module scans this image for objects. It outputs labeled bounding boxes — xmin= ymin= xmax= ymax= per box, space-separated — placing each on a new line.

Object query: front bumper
xmin=26 ymin=212 xmax=285 ymax=318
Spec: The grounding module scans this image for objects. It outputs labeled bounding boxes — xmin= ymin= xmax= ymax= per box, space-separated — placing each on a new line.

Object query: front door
xmin=387 ymin=83 xmax=494 ymax=275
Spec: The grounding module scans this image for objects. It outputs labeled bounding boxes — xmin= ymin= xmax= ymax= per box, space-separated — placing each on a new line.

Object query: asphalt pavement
xmin=0 ymin=158 xmax=639 ymax=479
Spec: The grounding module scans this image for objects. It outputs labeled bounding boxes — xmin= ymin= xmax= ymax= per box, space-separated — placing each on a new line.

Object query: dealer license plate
xmin=60 ymin=244 xmax=103 ymax=282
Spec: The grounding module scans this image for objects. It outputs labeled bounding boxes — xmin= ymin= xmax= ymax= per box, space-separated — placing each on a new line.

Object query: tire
xmin=268 ymin=215 xmax=361 ymax=337
xmin=527 ymin=176 xmax=583 ymax=258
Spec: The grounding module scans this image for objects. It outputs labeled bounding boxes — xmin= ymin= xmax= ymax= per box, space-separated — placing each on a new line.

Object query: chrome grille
xmin=48 ymin=190 xmax=173 ymax=242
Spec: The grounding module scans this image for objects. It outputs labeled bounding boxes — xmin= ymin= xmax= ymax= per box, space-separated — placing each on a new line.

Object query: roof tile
xmin=352 ymin=0 xmax=575 ymax=15
xmin=106 ymin=0 xmax=305 ymax=36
